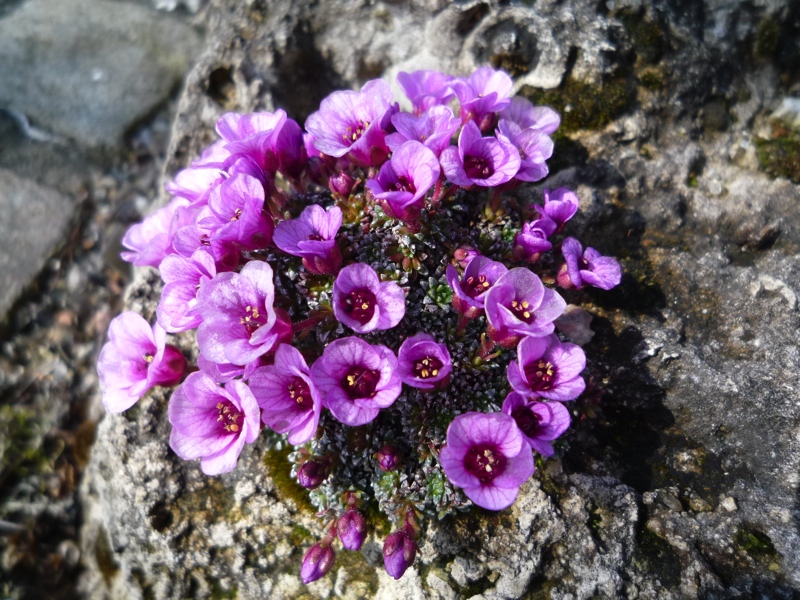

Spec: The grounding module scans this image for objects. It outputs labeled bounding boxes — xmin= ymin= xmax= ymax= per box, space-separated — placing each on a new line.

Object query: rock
xmin=0 ymin=0 xmax=201 ymax=148
xmin=0 ymin=169 xmax=76 ymax=319
xmin=80 ymin=0 xmax=800 ymax=598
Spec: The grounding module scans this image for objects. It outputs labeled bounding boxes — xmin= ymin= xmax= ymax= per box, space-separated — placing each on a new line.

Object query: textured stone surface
xmin=0 ymin=0 xmax=201 ymax=148
xmin=80 ymin=0 xmax=800 ymax=598
xmin=0 ymin=169 xmax=76 ymax=318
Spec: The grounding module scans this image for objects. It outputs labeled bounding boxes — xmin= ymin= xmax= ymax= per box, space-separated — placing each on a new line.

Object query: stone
xmin=0 ymin=0 xmax=201 ymax=148
xmin=0 ymin=169 xmax=76 ymax=318
xmin=79 ymin=0 xmax=800 ymax=598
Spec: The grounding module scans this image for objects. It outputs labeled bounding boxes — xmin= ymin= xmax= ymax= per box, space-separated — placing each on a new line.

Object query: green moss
xmin=94 ymin=526 xmax=120 ymax=585
xmin=735 ymin=525 xmax=777 ymax=559
xmin=754 ymin=18 xmax=781 ymax=62
xmin=519 ymin=76 xmax=635 ymax=133
xmin=0 ymin=405 xmax=48 ymax=485
xmin=263 ymin=445 xmax=316 ymax=515
xmin=639 ymin=69 xmax=664 ymax=91
xmin=633 ymin=527 xmax=681 ymax=588
xmin=210 ymin=579 xmax=238 ymax=600
xmin=755 ymin=134 xmax=800 ymax=183
xmin=620 ymin=10 xmax=668 ymax=65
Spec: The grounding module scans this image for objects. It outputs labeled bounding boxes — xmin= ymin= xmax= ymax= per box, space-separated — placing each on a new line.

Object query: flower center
xmin=288 ymin=377 xmax=314 ymax=411
xmin=342 ymin=366 xmax=380 ymax=399
xmin=413 ymin=356 xmax=443 ymax=379
xmin=307 ymin=233 xmax=324 ymax=241
xmin=578 ymin=257 xmax=590 ymax=270
xmin=510 ymin=299 xmax=534 ymax=323
xmin=390 ymin=175 xmax=416 ymax=194
xmin=343 ymin=289 xmax=376 ymax=325
xmin=240 ymin=304 xmax=263 ymax=334
xmin=230 ymin=208 xmax=242 ymax=222
xmin=511 ymin=406 xmax=542 ymax=438
xmin=462 ymin=274 xmax=491 ymax=298
xmin=523 ymin=360 xmax=556 ymax=391
xmin=216 ymin=400 xmax=243 ymax=434
xmin=143 ymin=353 xmax=154 ymax=363
xmin=464 ymin=155 xmax=493 ymax=180
xmin=464 ymin=443 xmax=507 ymax=483
xmin=343 ymin=120 xmax=370 ymax=144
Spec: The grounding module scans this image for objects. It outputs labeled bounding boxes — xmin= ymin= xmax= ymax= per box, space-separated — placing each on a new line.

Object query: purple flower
xmin=305 ymin=79 xmax=393 ymax=166
xmin=171 ymin=220 xmax=241 ymax=273
xmin=365 ymin=141 xmax=440 ymax=223
xmin=196 ymin=173 xmax=274 ymax=251
xmin=156 ymin=249 xmax=217 ymax=333
xmin=196 ymin=261 xmax=286 ymax=366
xmin=273 ymin=205 xmax=343 ymax=275
xmin=396 ymin=69 xmax=455 ymax=114
xmin=439 ymin=411 xmax=534 ymax=511
xmin=120 ymin=197 xmax=191 ymax=267
xmin=484 ymin=268 xmax=566 ymax=347
xmin=446 ymin=255 xmax=508 ymax=319
xmin=451 ymin=66 xmax=514 ymax=130
xmin=301 ymin=543 xmax=335 ymax=584
xmin=332 ymin=264 xmax=405 ymax=334
xmin=496 ymin=119 xmax=554 ymax=183
xmin=512 ymin=219 xmax=556 ymax=263
xmin=165 ymin=164 xmax=224 ymax=207
xmin=297 ymin=458 xmax=332 ymax=489
xmin=216 ymin=110 xmax=287 ymax=176
xmin=328 ymin=171 xmax=356 ymax=197
xmin=383 ymin=531 xmax=417 ymax=580
xmin=557 ymin=237 xmax=622 ymax=291
xmin=249 ymin=344 xmax=322 ymax=445
xmin=440 ymin=121 xmax=520 ymax=188
xmin=507 ymin=334 xmax=586 ymax=401
xmin=498 ymin=97 xmax=560 ymax=135
xmin=97 ymin=312 xmax=186 ymax=413
xmin=396 ymin=333 xmax=452 ymax=391
xmin=386 ymin=106 xmax=461 ymax=157
xmin=375 ymin=444 xmax=402 ymax=472
xmin=337 ymin=509 xmax=367 ymax=551
xmin=310 ymin=337 xmax=402 ymax=426
xmin=535 ymin=188 xmax=580 ymax=233
xmin=168 ymin=372 xmax=260 ymax=475
xmin=501 ymin=392 xmax=571 ymax=456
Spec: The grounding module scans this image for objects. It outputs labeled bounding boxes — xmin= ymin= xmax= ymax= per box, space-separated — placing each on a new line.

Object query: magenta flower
xmin=168 ymin=372 xmax=260 ymax=475
xmin=196 ymin=172 xmax=274 ymax=251
xmin=337 ymin=509 xmax=367 ymax=551
xmin=396 ymin=333 xmax=452 ymax=391
xmin=301 ymin=543 xmax=335 ymax=584
xmin=451 ymin=66 xmax=514 ymax=130
xmin=171 ymin=220 xmax=241 ymax=273
xmin=216 ymin=110 xmax=287 ymax=176
xmin=496 ymin=119 xmax=554 ymax=183
xmin=446 ymin=255 xmax=508 ymax=319
xmin=484 ymin=268 xmax=566 ymax=347
xmin=535 ymin=188 xmax=580 ymax=233
xmin=396 ymin=69 xmax=455 ymax=114
xmin=498 ymin=97 xmax=560 ymax=135
xmin=297 ymin=458 xmax=332 ymax=489
xmin=249 ymin=344 xmax=322 ymax=445
xmin=557 ymin=237 xmax=622 ymax=291
xmin=156 ymin=249 xmax=217 ymax=333
xmin=273 ymin=205 xmax=343 ymax=275
xmin=375 ymin=444 xmax=402 ymax=472
xmin=507 ymin=334 xmax=586 ymax=401
xmin=120 ymin=197 xmax=191 ymax=268
xmin=386 ymin=106 xmax=461 ymax=157
xmin=439 ymin=411 xmax=534 ymax=510
xmin=196 ymin=261 xmax=286 ymax=366
xmin=440 ymin=121 xmax=520 ymax=188
xmin=310 ymin=337 xmax=402 ymax=426
xmin=305 ymin=79 xmax=393 ymax=166
xmin=332 ymin=264 xmax=405 ymax=334
xmin=97 ymin=312 xmax=186 ymax=413
xmin=512 ymin=219 xmax=555 ymax=263
xmin=365 ymin=141 xmax=440 ymax=223
xmin=383 ymin=530 xmax=417 ymax=580
xmin=165 ymin=164 xmax=224 ymax=207
xmin=501 ymin=392 xmax=571 ymax=456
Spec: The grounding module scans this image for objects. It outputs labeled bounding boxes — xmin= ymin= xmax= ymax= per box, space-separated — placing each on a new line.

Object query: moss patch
xmin=735 ymin=525 xmax=777 ymax=560
xmin=755 ymin=133 xmax=800 ymax=184
xmin=263 ymin=445 xmax=316 ymax=515
xmin=753 ymin=17 xmax=781 ymax=62
xmin=633 ymin=526 xmax=682 ymax=588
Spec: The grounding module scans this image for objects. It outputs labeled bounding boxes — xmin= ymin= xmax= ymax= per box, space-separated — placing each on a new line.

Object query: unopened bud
xmin=328 ymin=172 xmax=356 ymax=197
xmin=301 ymin=543 xmax=335 ymax=584
xmin=336 ymin=509 xmax=367 ymax=551
xmin=383 ymin=530 xmax=416 ymax=580
xmin=297 ymin=458 xmax=330 ymax=490
xmin=375 ymin=444 xmax=401 ymax=472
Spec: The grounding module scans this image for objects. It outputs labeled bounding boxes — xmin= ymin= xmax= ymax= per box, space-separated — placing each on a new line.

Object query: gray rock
xmin=80 ymin=0 xmax=800 ymax=598
xmin=0 ymin=0 xmax=201 ymax=148
xmin=0 ymin=169 xmax=75 ymax=318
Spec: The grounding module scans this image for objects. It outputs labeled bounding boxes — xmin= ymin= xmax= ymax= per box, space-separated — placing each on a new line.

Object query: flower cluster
xmin=97 ymin=66 xmax=621 ymax=583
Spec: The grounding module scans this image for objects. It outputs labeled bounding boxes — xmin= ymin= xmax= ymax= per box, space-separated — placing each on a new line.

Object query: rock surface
xmin=79 ymin=0 xmax=800 ymax=598
xmin=0 ymin=169 xmax=76 ymax=318
xmin=0 ymin=0 xmax=201 ymax=148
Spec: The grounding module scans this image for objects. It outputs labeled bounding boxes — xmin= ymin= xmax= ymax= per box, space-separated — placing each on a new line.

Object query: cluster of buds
xmin=97 ymin=65 xmax=621 ymax=583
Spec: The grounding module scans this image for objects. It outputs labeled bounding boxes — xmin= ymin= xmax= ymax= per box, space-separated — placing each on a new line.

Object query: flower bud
xmin=556 ymin=262 xmax=576 ymax=290
xmin=336 ymin=509 xmax=367 ymax=551
xmin=383 ymin=530 xmax=416 ymax=580
xmin=375 ymin=444 xmax=402 ymax=472
xmin=329 ymin=172 xmax=356 ymax=197
xmin=297 ymin=458 xmax=330 ymax=489
xmin=301 ymin=543 xmax=335 ymax=584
